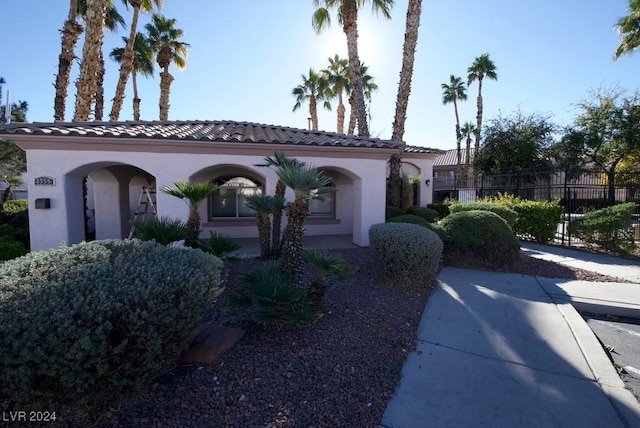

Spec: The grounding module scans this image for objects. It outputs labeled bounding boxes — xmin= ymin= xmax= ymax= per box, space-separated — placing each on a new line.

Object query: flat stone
xmin=183 ymin=324 xmax=245 ymax=365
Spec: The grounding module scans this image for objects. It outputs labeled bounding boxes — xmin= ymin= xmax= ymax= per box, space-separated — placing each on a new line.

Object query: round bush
xmin=406 ymin=206 xmax=440 ymax=222
xmin=0 ymin=238 xmax=28 ymax=260
xmin=388 ymin=214 xmax=430 ymax=226
xmin=385 ymin=205 xmax=403 ymax=221
xmin=0 ymin=239 xmax=224 ymax=417
xmin=440 ymin=210 xmax=520 ymax=269
xmin=449 ymin=202 xmax=518 ymax=228
xmin=369 ymin=222 xmax=443 ymax=286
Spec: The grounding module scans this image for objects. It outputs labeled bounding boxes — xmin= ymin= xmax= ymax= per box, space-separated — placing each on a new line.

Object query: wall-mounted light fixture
xmin=425 ymin=179 xmax=431 ymax=187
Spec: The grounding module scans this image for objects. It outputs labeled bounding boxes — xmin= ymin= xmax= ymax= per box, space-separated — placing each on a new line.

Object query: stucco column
xmin=352 ymin=172 xmax=386 ymax=247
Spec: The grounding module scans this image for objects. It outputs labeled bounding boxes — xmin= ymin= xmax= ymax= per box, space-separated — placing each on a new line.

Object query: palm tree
xmin=614 ymin=0 xmax=640 ymax=60
xmin=110 ymin=0 xmax=164 ymax=121
xmin=110 ymin=32 xmax=154 ymax=120
xmin=292 ymin=69 xmax=332 ymax=131
xmin=245 ymin=194 xmax=284 ymax=259
xmin=461 ymin=121 xmax=476 ymax=169
xmin=54 ymin=0 xmax=83 ymax=121
xmin=467 ymin=53 xmax=497 ymax=162
xmin=322 ymin=55 xmax=349 ymax=134
xmin=312 ymin=0 xmax=394 ymax=137
xmin=73 ymin=0 xmax=108 ymax=121
xmin=347 ymin=62 xmax=377 ymax=135
xmin=277 ymin=162 xmax=333 ymax=283
xmin=93 ymin=1 xmax=126 ymax=121
xmin=145 ymin=14 xmax=189 ymax=121
xmin=441 ymin=75 xmax=467 ymax=167
xmin=161 ymin=180 xmax=218 ymax=248
xmin=255 ymin=152 xmax=304 ymax=257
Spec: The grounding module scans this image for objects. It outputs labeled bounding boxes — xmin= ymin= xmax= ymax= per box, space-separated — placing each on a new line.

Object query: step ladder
xmin=128 ymin=187 xmax=157 ymax=238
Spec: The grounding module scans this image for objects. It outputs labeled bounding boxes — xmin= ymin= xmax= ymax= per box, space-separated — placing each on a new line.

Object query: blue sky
xmin=2 ymin=0 xmax=639 ymax=150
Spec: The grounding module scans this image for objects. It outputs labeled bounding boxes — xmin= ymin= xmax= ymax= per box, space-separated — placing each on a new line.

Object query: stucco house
xmin=0 ymin=120 xmax=442 ymax=251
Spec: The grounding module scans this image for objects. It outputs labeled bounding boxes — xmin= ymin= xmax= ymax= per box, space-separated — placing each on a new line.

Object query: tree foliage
xmin=614 ymin=0 xmax=640 ymax=60
xmin=474 ymin=111 xmax=556 ymax=181
xmin=559 ymin=88 xmax=640 ymax=204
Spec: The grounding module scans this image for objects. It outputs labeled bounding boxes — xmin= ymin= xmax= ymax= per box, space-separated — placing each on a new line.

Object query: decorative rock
xmin=183 ymin=324 xmax=245 ymax=365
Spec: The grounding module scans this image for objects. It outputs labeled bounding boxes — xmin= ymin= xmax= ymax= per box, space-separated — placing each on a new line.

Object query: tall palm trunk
xmin=474 ymin=78 xmax=484 ymax=160
xmin=73 ymin=0 xmax=107 ymax=121
xmin=271 ymin=180 xmax=286 ymax=256
xmin=281 ymin=198 xmax=308 ymax=284
xmin=94 ymin=51 xmax=106 ymax=120
xmin=158 ymin=68 xmax=174 ymax=121
xmin=453 ymin=97 xmax=462 ymax=170
xmin=132 ymin=69 xmax=141 ymax=121
xmin=336 ymin=91 xmax=345 ymax=134
xmin=347 ymin=92 xmax=357 ymax=135
xmin=54 ymin=0 xmax=83 ymax=121
xmin=309 ymin=95 xmax=318 ymax=130
xmin=389 ymin=0 xmax=422 ymax=209
xmin=342 ymin=3 xmax=368 ymax=137
xmin=110 ymin=0 xmax=143 ymax=121
xmin=256 ymin=212 xmax=272 ymax=258
xmin=186 ymin=212 xmax=200 ymax=248
xmin=465 ymin=132 xmax=472 ymax=167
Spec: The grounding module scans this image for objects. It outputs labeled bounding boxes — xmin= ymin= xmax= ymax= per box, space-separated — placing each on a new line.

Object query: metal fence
xmin=433 ymin=168 xmax=640 ymax=245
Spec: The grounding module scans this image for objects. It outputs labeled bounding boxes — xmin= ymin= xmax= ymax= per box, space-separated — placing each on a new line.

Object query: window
xmin=210 ymin=175 xmax=262 ymax=218
xmin=308 ymin=182 xmax=335 ymax=218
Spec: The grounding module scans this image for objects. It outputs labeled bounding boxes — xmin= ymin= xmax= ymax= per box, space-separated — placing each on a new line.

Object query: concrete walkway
xmin=381 ymin=243 xmax=640 ymax=428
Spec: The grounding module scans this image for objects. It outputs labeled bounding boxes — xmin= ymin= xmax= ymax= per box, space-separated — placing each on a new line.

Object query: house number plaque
xmin=34 ymin=176 xmax=55 ymax=186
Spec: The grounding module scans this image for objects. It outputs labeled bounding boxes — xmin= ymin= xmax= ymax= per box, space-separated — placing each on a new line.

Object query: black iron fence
xmin=433 ymin=168 xmax=640 ymax=245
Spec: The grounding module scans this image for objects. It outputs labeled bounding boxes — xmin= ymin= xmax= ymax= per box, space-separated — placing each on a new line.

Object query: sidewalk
xmin=381 ymin=245 xmax=640 ymax=428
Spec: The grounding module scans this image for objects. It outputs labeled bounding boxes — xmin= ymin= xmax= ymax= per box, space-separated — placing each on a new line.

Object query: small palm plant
xmin=161 ymin=180 xmax=218 ymax=248
xmin=131 ymin=216 xmax=189 ymax=246
xmin=201 ymin=231 xmax=241 ymax=260
xmin=304 ymin=250 xmax=355 ymax=306
xmin=229 ymin=263 xmax=318 ymax=330
xmin=276 ymin=162 xmax=334 ymax=283
xmin=245 ymin=194 xmax=285 ymax=259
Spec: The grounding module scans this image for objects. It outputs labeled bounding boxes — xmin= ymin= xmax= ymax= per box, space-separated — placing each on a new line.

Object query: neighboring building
xmin=0 ymin=120 xmax=441 ymax=251
xmin=432 ymin=147 xmax=475 ymax=202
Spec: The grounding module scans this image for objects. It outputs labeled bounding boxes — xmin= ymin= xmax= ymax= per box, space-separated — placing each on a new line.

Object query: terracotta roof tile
xmin=0 ymin=120 xmax=413 ymax=150
xmin=404 ymin=145 xmax=445 ymax=154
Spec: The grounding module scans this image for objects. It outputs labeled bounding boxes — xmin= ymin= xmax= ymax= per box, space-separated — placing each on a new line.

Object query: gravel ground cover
xmin=55 ymin=247 xmax=628 ymax=427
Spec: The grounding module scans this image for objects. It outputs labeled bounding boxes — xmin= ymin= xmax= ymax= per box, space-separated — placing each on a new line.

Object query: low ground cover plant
xmin=0 ymin=239 xmax=224 ymax=421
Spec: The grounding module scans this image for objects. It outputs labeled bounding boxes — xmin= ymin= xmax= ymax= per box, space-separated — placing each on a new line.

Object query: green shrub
xmin=427 ymin=201 xmax=451 ymax=218
xmin=132 ymin=216 xmax=189 ymax=246
xmin=201 ymin=231 xmax=242 ymax=259
xmin=449 ymin=202 xmax=518 ymax=228
xmin=2 ymin=199 xmax=27 ymax=214
xmin=485 ymin=194 xmax=564 ymax=243
xmin=0 ymin=238 xmax=28 ymax=261
xmin=569 ymin=202 xmax=637 ymax=252
xmin=369 ymin=222 xmax=443 ymax=286
xmin=385 ymin=205 xmax=403 ymax=221
xmin=0 ymin=201 xmax=29 ymax=248
xmin=0 ymin=239 xmax=224 ymax=419
xmin=406 ymin=206 xmax=440 ymax=222
xmin=388 ymin=214 xmax=430 ymax=226
xmin=0 ymin=223 xmax=29 ymax=246
xmin=229 ymin=263 xmax=318 ymax=330
xmin=440 ymin=210 xmax=520 ymax=269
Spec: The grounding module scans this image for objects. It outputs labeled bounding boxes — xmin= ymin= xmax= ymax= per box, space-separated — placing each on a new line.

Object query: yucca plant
xmin=132 ymin=216 xmax=189 ymax=246
xmin=229 ymin=264 xmax=318 ymax=330
xmin=245 ymin=194 xmax=284 ymax=259
xmin=304 ymin=249 xmax=355 ymax=306
xmin=276 ymin=162 xmax=334 ymax=283
xmin=255 ymin=152 xmax=304 ymax=257
xmin=161 ymin=180 xmax=218 ymax=248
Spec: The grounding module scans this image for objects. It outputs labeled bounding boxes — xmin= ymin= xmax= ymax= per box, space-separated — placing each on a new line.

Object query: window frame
xmin=208 ymin=174 xmax=264 ymax=221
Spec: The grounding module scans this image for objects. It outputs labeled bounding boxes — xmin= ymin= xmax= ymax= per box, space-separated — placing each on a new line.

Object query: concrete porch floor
xmin=228 ymin=234 xmax=361 ymax=256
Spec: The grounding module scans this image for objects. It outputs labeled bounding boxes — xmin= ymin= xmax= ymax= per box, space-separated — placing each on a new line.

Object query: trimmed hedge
xmin=388 ymin=214 xmax=430 ymax=227
xmin=0 ymin=239 xmax=224 ymax=419
xmin=406 ymin=206 xmax=440 ymax=222
xmin=385 ymin=205 xmax=403 ymax=221
xmin=440 ymin=210 xmax=520 ymax=269
xmin=369 ymin=222 xmax=443 ymax=286
xmin=483 ymin=194 xmax=564 ymax=243
xmin=569 ymin=202 xmax=637 ymax=252
xmin=449 ymin=202 xmax=518 ymax=228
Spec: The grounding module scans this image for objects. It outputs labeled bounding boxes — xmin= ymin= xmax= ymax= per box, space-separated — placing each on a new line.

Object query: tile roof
xmin=404 ymin=145 xmax=445 ymax=154
xmin=0 ymin=120 xmax=407 ymax=150
xmin=433 ymin=148 xmax=475 ymax=167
